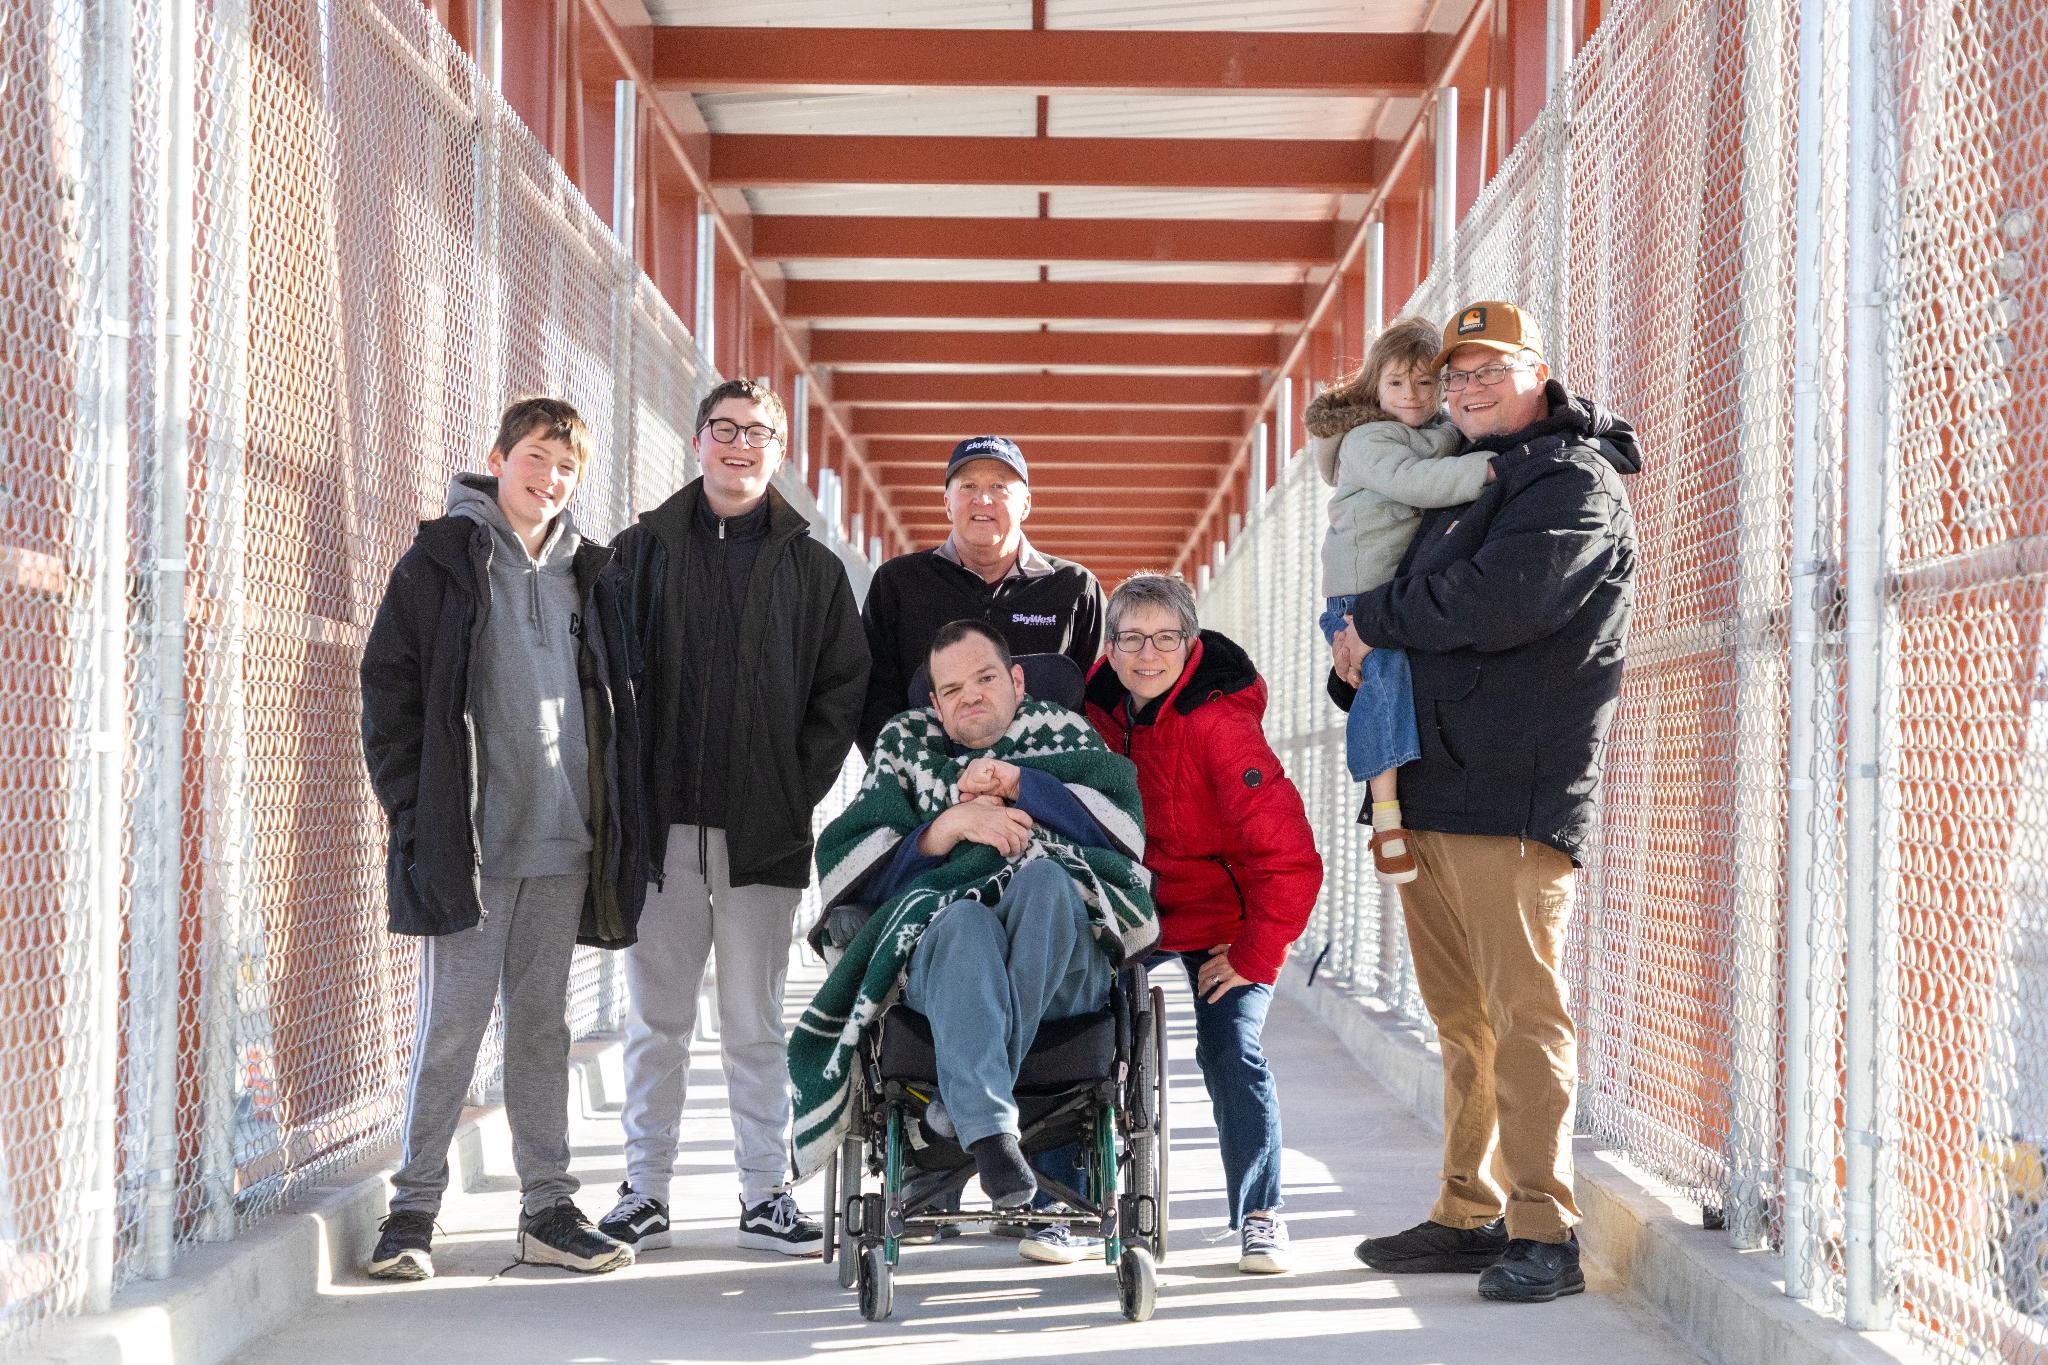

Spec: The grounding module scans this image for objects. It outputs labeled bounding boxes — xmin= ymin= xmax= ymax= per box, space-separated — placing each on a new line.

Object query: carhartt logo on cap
xmin=1457 ymin=307 xmax=1489 ymax=336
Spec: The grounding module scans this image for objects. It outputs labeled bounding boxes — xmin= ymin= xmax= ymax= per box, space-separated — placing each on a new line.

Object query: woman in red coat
xmin=1082 ymin=572 xmax=1323 ymax=1275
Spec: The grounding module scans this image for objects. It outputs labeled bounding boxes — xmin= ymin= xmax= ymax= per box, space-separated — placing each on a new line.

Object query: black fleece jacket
xmin=611 ymin=480 xmax=869 ymax=889
xmin=1347 ymin=382 xmax=1642 ymax=863
xmin=359 ymin=515 xmax=647 ymax=945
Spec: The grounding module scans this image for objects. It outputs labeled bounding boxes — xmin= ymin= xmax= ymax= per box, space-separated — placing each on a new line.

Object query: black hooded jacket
xmin=610 ymin=480 xmax=869 ymax=890
xmin=1346 ymin=381 xmax=1642 ymax=863
xmin=359 ymin=514 xmax=648 ymax=945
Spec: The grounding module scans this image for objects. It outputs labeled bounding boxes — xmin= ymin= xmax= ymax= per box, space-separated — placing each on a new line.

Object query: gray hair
xmin=1106 ymin=572 xmax=1199 ymax=638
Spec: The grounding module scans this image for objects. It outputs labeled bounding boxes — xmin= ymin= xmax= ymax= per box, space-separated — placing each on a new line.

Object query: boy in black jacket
xmin=596 ymin=378 xmax=868 ymax=1258
xmin=359 ymin=397 xmax=646 ymax=1280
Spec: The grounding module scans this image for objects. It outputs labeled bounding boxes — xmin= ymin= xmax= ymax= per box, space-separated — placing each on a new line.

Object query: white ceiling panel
xmin=694 ymin=91 xmax=1036 ymax=136
xmin=781 ymin=259 xmax=1045 ymax=281
xmin=649 ymin=1 xmax=1028 ymax=26
xmin=1043 ymin=319 xmax=1281 ymax=334
xmin=1047 ymin=94 xmax=1383 ymax=140
xmin=1043 ymin=261 xmax=1307 ymax=284
xmin=1048 ymin=188 xmax=1336 ymax=219
xmin=744 ymin=186 xmax=1044 ymax=216
xmin=807 ymin=317 xmax=1045 ymax=331
xmin=1042 ymin=0 xmax=1467 ymax=32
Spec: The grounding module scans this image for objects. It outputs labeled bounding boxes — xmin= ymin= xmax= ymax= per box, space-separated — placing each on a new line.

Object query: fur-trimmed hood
xmin=1302 ymin=390 xmax=1386 ymax=440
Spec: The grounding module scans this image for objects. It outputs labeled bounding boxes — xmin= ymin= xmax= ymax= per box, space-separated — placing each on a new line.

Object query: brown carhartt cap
xmin=1432 ymin=300 xmax=1545 ymax=370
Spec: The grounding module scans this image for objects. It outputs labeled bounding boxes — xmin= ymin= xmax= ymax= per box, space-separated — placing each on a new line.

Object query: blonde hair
xmin=1318 ymin=316 xmax=1443 ymax=424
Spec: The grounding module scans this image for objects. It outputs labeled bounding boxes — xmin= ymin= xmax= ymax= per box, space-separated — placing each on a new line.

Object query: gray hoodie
xmin=1309 ymin=415 xmax=1488 ymax=598
xmin=445 ymin=473 xmax=592 ymax=878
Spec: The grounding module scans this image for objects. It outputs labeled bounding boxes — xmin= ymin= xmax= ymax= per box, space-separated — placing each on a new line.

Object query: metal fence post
xmin=142 ymin=0 xmax=198 ymax=1281
xmin=194 ymin=0 xmax=256 ymax=1243
xmin=1725 ymin=0 xmax=1796 ymax=1253
xmin=1843 ymin=0 xmax=1898 ymax=1327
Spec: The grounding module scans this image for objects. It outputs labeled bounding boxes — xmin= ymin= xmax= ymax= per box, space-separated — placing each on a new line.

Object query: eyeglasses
xmin=699 ymin=418 xmax=783 ymax=449
xmin=1111 ymin=629 xmax=1190 ymax=654
xmin=1440 ymin=360 xmax=1531 ymax=392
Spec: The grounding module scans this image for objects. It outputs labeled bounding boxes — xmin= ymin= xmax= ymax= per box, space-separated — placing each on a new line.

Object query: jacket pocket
xmin=1412 ymin=661 xmax=1480 ymax=772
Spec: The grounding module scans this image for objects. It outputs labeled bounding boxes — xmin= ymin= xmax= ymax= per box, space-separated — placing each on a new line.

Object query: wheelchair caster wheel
xmin=858 ymin=1242 xmax=894 ymax=1322
xmin=1117 ymin=1245 xmax=1157 ymax=1322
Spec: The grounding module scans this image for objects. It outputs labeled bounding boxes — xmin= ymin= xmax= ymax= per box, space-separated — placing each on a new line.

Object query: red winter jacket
xmin=1084 ymin=631 xmax=1322 ymax=985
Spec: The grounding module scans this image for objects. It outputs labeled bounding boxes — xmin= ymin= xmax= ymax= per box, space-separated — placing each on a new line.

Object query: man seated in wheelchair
xmin=789 ymin=618 xmax=1159 ymax=1209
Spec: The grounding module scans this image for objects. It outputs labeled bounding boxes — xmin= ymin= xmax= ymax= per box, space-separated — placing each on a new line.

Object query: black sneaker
xmin=737 ymin=1191 xmax=825 ymax=1256
xmin=365 ymin=1209 xmax=435 ymax=1280
xmin=1477 ymin=1234 xmax=1585 ymax=1303
xmin=1355 ymin=1216 xmax=1508 ymax=1273
xmin=519 ymin=1202 xmax=634 ymax=1273
xmin=598 ymin=1182 xmax=672 ymax=1250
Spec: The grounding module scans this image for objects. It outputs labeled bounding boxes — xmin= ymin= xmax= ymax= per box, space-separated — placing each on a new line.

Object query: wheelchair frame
xmin=819 ymin=966 xmax=1171 ymax=1323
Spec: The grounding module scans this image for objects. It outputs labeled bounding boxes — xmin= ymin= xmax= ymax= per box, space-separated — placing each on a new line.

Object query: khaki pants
xmin=1398 ymin=830 xmax=1579 ymax=1242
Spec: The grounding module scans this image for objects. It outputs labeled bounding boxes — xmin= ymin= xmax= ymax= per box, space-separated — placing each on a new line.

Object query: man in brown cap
xmin=1336 ymin=301 xmax=1641 ymax=1303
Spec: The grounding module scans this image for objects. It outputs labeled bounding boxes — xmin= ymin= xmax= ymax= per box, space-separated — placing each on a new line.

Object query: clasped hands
xmin=1331 ymin=615 xmax=1373 ymax=688
xmin=916 ymin=757 xmax=1034 ymax=858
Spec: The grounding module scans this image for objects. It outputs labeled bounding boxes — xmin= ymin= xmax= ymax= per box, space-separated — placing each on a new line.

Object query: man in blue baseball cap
xmin=856 ymin=434 xmax=1105 ymax=754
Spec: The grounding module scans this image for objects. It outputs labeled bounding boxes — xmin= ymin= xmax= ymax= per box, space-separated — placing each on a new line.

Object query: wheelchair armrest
xmin=822 ymin=902 xmax=875 ymax=952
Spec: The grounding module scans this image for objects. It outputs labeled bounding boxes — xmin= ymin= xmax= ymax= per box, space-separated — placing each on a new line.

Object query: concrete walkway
xmin=229 ymin=953 xmax=1706 ymax=1365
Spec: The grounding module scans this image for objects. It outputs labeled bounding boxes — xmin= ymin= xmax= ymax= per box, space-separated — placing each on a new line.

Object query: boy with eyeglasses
xmin=598 ymin=378 xmax=869 ymax=1257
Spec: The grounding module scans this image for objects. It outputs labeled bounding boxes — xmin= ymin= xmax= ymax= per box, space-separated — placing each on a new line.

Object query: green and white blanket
xmin=787 ymin=699 xmax=1158 ymax=1180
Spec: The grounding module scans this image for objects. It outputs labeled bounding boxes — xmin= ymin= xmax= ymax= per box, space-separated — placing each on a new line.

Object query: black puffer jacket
xmin=610 ymin=481 xmax=869 ymax=889
xmin=1347 ymin=381 xmax=1641 ymax=863
xmin=360 ymin=516 xmax=648 ymax=944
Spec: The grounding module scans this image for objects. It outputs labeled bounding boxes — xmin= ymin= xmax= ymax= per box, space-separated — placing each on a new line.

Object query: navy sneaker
xmin=1355 ymin=1216 xmax=1509 ymax=1273
xmin=1477 ymin=1233 xmax=1585 ymax=1302
xmin=738 ymin=1191 xmax=825 ymax=1256
xmin=598 ymin=1183 xmax=672 ymax=1251
xmin=365 ymin=1209 xmax=435 ymax=1281
xmin=519 ymin=1202 xmax=633 ymax=1273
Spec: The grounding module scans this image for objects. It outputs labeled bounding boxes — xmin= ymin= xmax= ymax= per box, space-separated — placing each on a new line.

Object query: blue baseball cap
xmin=945 ymin=435 xmax=1029 ymax=486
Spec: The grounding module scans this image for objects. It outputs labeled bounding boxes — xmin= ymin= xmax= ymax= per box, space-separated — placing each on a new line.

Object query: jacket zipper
xmin=1214 ymin=856 xmax=1249 ymax=916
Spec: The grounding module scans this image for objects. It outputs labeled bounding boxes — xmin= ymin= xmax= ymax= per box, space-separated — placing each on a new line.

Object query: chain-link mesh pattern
xmin=0 ymin=0 xmax=865 ymax=1353
xmin=1201 ymin=0 xmax=2045 ymax=1357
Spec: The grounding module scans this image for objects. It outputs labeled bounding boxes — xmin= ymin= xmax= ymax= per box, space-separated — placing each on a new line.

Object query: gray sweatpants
xmin=621 ymin=825 xmax=802 ymax=1205
xmin=390 ymin=873 xmax=586 ymax=1219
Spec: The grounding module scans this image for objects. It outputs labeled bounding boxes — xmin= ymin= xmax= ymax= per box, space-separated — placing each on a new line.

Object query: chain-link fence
xmin=0 ymin=0 xmax=865 ymax=1353
xmin=1203 ymin=0 xmax=2048 ymax=1359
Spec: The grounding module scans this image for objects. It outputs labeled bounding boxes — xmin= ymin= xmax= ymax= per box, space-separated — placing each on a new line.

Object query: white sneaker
xmin=1019 ymin=1222 xmax=1101 ymax=1265
xmin=1239 ymin=1212 xmax=1290 ymax=1274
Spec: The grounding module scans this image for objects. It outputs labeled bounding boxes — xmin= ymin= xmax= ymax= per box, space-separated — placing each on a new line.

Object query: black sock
xmin=969 ymin=1134 xmax=1037 ymax=1209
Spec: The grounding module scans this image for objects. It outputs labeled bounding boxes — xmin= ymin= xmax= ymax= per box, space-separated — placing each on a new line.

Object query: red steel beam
xmin=812 ymin=331 xmax=1279 ymax=372
xmin=834 ymin=372 xmax=1262 ymax=409
xmin=862 ymin=438 xmax=1232 ymax=469
xmin=849 ymin=408 xmax=1243 ymax=440
xmin=752 ymin=215 xmax=1339 ymax=265
xmin=785 ymin=280 xmax=1303 ymax=325
xmin=709 ymin=134 xmax=1395 ymax=193
xmin=651 ymin=27 xmax=1430 ymax=97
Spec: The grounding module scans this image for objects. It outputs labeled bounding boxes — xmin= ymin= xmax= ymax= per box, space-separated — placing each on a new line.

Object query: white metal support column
xmin=1248 ymin=425 xmax=1270 ymax=525
xmin=1364 ymin=217 xmax=1385 ymax=343
xmin=1843 ymin=0 xmax=1899 ymax=1329
xmin=143 ymin=0 xmax=200 ymax=1281
xmin=694 ymin=201 xmax=717 ymax=374
xmin=791 ymin=372 xmax=810 ymax=482
xmin=1433 ymin=87 xmax=1458 ymax=278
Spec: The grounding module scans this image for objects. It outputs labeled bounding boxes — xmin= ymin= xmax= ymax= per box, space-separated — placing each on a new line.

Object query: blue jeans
xmin=906 ymin=860 xmax=1113 ymax=1148
xmin=1154 ymin=950 xmax=1284 ymax=1228
xmin=1321 ymin=594 xmax=1422 ymax=784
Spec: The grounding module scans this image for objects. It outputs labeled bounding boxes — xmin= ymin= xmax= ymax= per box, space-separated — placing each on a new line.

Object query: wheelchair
xmin=815 ymin=652 xmax=1171 ymax=1322
xmin=819 ymin=960 xmax=1170 ymax=1322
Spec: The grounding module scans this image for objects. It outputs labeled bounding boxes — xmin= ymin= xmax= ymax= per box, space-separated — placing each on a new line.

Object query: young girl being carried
xmin=1305 ymin=316 xmax=1494 ymax=885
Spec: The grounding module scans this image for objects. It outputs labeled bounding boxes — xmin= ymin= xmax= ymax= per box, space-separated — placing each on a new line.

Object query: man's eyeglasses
xmin=1440 ymin=360 xmax=1532 ymax=392
xmin=699 ymin=418 xmax=783 ymax=449
xmin=1111 ymin=629 xmax=1190 ymax=654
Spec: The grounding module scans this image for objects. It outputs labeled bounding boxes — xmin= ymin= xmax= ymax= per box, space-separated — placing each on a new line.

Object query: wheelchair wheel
xmin=858 ymin=1241 xmax=894 ymax=1322
xmin=1146 ymin=986 xmax=1170 ymax=1260
xmin=1117 ymin=1245 xmax=1158 ymax=1323
xmin=836 ymin=1136 xmax=863 ymax=1290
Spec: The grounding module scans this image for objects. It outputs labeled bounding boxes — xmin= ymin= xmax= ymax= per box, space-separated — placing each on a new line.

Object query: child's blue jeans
xmin=1320 ymin=595 xmax=1422 ymax=784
